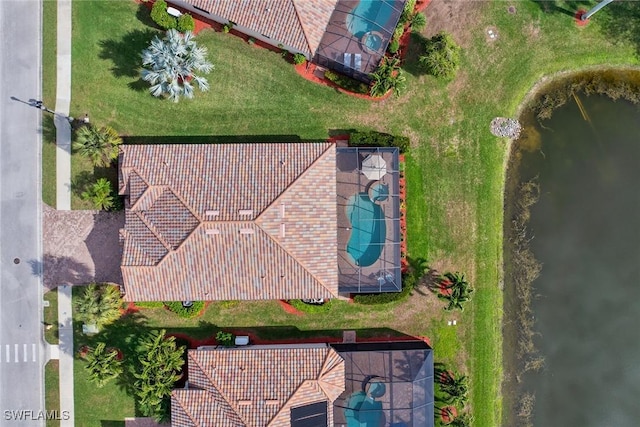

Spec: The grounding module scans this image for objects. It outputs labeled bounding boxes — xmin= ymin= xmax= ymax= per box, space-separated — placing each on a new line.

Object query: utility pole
xmin=582 ymin=0 xmax=616 ymax=21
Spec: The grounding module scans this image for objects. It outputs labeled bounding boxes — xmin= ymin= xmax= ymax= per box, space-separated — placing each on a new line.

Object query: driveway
xmin=43 ymin=204 xmax=124 ymax=289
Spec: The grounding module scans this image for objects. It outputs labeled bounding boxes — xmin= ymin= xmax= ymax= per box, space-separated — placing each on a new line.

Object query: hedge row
xmin=135 ymin=301 xmax=165 ymax=309
xmin=151 ymin=0 xmax=195 ymax=33
xmin=163 ymin=301 xmax=205 ymax=318
xmin=353 ymin=270 xmax=416 ymax=305
xmin=349 ymin=130 xmax=410 ymax=153
xmin=288 ymin=299 xmax=333 ymax=313
xmin=324 ymin=70 xmax=369 ymax=95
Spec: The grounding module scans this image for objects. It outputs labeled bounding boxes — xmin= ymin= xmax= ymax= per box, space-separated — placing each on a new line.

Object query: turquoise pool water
xmin=346 ymin=0 xmax=394 ymax=38
xmin=344 ymin=391 xmax=383 ymax=427
xmin=346 ymin=193 xmax=385 ymax=267
xmin=370 ymin=183 xmax=389 ymax=202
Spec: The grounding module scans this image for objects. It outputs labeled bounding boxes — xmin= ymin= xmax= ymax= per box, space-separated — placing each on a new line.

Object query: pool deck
xmin=336 ymin=148 xmax=401 ymax=293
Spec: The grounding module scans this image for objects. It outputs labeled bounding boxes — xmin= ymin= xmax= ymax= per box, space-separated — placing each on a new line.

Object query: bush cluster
xmin=324 ymin=70 xmax=369 ymax=94
xmin=349 ymin=130 xmax=410 ymax=153
xmin=293 ymin=53 xmax=306 ymax=65
xmin=288 ymin=299 xmax=333 ymax=313
xmin=419 ymin=31 xmax=461 ymax=80
xmin=388 ymin=39 xmax=400 ymax=54
xmin=353 ymin=271 xmax=416 ymax=305
xmin=150 ymin=0 xmax=195 ymax=32
xmin=163 ymin=301 xmax=205 ymax=318
xmin=215 ymin=331 xmax=234 ymax=347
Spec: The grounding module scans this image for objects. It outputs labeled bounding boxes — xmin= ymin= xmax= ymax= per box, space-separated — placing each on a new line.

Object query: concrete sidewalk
xmin=54 ymin=0 xmax=72 ymax=211
xmin=57 ymin=284 xmax=74 ymax=427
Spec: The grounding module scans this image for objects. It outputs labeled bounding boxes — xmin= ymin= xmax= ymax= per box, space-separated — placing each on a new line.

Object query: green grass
xmin=44 ymin=289 xmax=59 ymax=345
xmin=42 ymin=0 xmax=57 ymax=207
xmin=68 ymin=1 xmax=640 ymax=426
xmin=44 ymin=360 xmax=60 ymax=427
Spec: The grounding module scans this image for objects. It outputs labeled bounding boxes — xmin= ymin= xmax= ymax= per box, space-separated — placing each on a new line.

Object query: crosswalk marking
xmin=0 ymin=344 xmax=38 ymax=363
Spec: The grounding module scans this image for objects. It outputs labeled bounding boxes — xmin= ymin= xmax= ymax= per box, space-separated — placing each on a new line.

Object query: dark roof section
xmin=291 ymin=401 xmax=329 ymax=427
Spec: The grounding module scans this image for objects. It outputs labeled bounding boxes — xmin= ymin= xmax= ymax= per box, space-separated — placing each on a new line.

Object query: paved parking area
xmin=43 ymin=204 xmax=123 ymax=290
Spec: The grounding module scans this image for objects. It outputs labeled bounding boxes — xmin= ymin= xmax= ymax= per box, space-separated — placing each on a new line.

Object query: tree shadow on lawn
xmin=135 ymin=2 xmax=161 ymax=30
xmin=529 ymin=0 xmax=591 ymax=16
xmin=403 ymin=33 xmax=428 ymax=78
xmin=71 ymin=167 xmax=118 ymax=198
xmin=99 ymin=28 xmax=159 ymax=79
xmin=41 ymin=114 xmax=56 ymax=144
xmin=597 ymin=1 xmax=640 ymax=56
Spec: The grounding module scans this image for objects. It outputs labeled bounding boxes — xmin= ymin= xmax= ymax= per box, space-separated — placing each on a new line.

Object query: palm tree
xmin=134 ymin=330 xmax=185 ymax=422
xmin=74 ymin=284 xmax=122 ymax=330
xmin=141 ymin=29 xmax=214 ymax=102
xmin=369 ymin=56 xmax=406 ymax=98
xmin=437 ymin=272 xmax=473 ymax=311
xmin=85 ymin=342 xmax=123 ymax=387
xmin=73 ymin=125 xmax=122 ymax=167
xmin=81 ymin=178 xmax=115 ymax=210
xmin=439 ymin=372 xmax=469 ymax=405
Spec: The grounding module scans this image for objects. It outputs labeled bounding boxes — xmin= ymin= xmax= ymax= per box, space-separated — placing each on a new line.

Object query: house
xmin=171 ymin=339 xmax=434 ymax=427
xmin=170 ymin=0 xmax=408 ymax=82
xmin=118 ymin=142 xmax=401 ymax=302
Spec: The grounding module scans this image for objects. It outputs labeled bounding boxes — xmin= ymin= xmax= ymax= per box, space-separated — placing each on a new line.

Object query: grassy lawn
xmin=43 ymin=289 xmax=59 ymax=345
xmin=67 ymin=1 xmax=640 ymax=426
xmin=42 ymin=0 xmax=57 ymax=207
xmin=44 ymin=360 xmax=60 ymax=427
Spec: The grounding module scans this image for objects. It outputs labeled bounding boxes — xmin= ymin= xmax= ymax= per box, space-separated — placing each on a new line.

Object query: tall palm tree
xmin=73 ymin=125 xmax=122 ymax=167
xmin=74 ymin=284 xmax=122 ymax=330
xmin=85 ymin=342 xmax=123 ymax=388
xmin=437 ymin=272 xmax=473 ymax=311
xmin=141 ymin=29 xmax=214 ymax=102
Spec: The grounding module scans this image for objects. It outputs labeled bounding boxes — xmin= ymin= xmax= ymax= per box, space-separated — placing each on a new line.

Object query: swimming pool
xmin=346 ymin=0 xmax=395 ymax=38
xmin=346 ymin=193 xmax=386 ymax=267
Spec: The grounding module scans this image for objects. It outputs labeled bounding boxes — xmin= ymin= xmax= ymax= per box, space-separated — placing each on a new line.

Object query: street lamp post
xmin=581 ymin=0 xmax=616 ymax=21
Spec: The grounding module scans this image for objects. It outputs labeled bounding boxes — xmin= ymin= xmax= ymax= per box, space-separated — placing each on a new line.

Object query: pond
xmin=505 ymin=93 xmax=640 ymax=426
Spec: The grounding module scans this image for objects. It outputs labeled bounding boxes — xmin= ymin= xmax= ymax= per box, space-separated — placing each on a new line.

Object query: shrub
xmin=288 ymin=299 xmax=333 ymax=313
xmin=150 ymin=0 xmax=177 ymax=30
xmin=223 ymin=22 xmax=233 ymax=33
xmin=163 ymin=301 xmax=205 ymax=318
xmin=81 ymin=178 xmax=115 ymax=211
xmin=400 ymin=0 xmax=417 ymax=23
xmin=293 ymin=53 xmax=306 ymax=65
xmin=135 ymin=301 xmax=165 ymax=309
xmin=248 ymin=37 xmax=256 ymax=45
xmin=410 ymin=12 xmax=427 ymax=32
xmin=216 ymin=331 xmax=234 ymax=347
xmin=353 ymin=272 xmax=416 ymax=305
xmin=324 ymin=70 xmax=369 ymax=94
xmin=393 ymin=23 xmax=405 ymax=42
xmin=388 ymin=39 xmax=400 ymax=54
xmin=369 ymin=57 xmax=406 ymax=98
xmin=419 ymin=31 xmax=461 ymax=80
xmin=349 ymin=130 xmax=410 ymax=153
xmin=176 ymin=13 xmax=195 ymax=33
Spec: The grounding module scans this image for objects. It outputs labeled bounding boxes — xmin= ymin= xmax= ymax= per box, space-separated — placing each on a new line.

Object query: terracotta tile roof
xmin=119 ymin=143 xmax=338 ymax=302
xmin=171 ymin=347 xmax=345 ymax=427
xmin=183 ymin=0 xmax=337 ymax=55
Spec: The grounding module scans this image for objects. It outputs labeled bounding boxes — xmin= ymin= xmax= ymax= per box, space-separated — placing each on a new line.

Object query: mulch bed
xmin=441 ymin=406 xmax=458 ymax=424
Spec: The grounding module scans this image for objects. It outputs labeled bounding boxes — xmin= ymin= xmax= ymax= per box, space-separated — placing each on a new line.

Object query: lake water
xmin=508 ymin=94 xmax=640 ymax=426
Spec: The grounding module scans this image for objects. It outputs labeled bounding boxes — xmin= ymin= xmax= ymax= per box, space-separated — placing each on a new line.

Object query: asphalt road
xmin=0 ymin=1 xmax=47 ymax=425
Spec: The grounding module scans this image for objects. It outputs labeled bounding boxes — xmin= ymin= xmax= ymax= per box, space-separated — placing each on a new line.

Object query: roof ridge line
xmin=290 ymin=0 xmax=313 ymax=55
xmin=188 ymin=351 xmax=248 ymax=425
xmin=135 ymin=210 xmax=173 ymax=253
xmin=171 ymin=389 xmax=205 ymax=427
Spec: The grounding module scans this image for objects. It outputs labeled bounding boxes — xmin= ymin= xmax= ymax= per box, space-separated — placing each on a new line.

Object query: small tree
xmin=437 ymin=272 xmax=473 ymax=311
xmin=85 ymin=342 xmax=123 ymax=388
xmin=75 ymin=284 xmax=122 ymax=330
xmin=438 ymin=372 xmax=469 ymax=405
xmin=134 ymin=330 xmax=185 ymax=422
xmin=141 ymin=29 xmax=214 ymax=102
xmin=73 ymin=125 xmax=122 ymax=167
xmin=81 ymin=178 xmax=115 ymax=211
xmin=419 ymin=32 xmax=461 ymax=80
xmin=410 ymin=12 xmax=427 ymax=32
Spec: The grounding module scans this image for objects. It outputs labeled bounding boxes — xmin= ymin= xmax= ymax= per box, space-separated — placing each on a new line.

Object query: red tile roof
xmin=183 ymin=0 xmax=337 ymax=55
xmin=171 ymin=346 xmax=345 ymax=427
xmin=119 ymin=143 xmax=338 ymax=302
